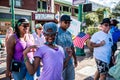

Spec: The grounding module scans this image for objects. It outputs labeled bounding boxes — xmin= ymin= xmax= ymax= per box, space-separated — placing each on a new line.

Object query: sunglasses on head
xmin=64 ymin=21 xmax=70 ymax=24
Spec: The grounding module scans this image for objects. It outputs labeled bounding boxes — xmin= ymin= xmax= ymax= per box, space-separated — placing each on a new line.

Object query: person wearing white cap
xmin=32 ymin=23 xmax=45 ymax=47
xmin=32 ymin=23 xmax=45 ymax=79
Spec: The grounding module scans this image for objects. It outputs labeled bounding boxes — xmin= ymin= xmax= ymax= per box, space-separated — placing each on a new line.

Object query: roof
xmin=54 ymin=0 xmax=72 ymax=5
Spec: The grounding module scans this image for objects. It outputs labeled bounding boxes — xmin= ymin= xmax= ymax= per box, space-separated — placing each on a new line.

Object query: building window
xmin=38 ymin=1 xmax=41 ymax=8
xmin=63 ymin=6 xmax=69 ymax=12
xmin=75 ymin=8 xmax=78 ymax=13
xmin=42 ymin=1 xmax=47 ymax=9
xmin=60 ymin=6 xmax=62 ymax=11
xmin=15 ymin=0 xmax=21 ymax=7
xmin=9 ymin=0 xmax=21 ymax=7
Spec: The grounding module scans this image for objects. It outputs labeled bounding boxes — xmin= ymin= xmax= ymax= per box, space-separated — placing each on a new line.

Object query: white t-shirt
xmin=90 ymin=31 xmax=113 ymax=64
xmin=32 ymin=32 xmax=45 ymax=47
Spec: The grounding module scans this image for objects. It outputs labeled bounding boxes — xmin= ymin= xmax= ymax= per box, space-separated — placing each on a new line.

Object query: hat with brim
xmin=60 ymin=15 xmax=72 ymax=21
xmin=35 ymin=24 xmax=42 ymax=28
xmin=111 ymin=19 xmax=119 ymax=24
xmin=101 ymin=18 xmax=110 ymax=25
xmin=43 ymin=22 xmax=58 ymax=34
xmin=17 ymin=18 xmax=29 ymax=26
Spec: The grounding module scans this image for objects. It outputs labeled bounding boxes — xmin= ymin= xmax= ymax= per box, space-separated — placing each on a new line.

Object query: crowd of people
xmin=5 ymin=15 xmax=77 ymax=80
xmin=4 ymin=14 xmax=120 ymax=80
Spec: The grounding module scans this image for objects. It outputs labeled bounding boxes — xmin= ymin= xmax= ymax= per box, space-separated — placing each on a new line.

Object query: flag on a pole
xmin=73 ymin=32 xmax=90 ymax=49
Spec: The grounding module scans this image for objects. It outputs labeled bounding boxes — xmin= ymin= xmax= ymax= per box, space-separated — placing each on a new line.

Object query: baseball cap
xmin=60 ymin=15 xmax=72 ymax=21
xmin=111 ymin=19 xmax=119 ymax=24
xmin=17 ymin=18 xmax=29 ymax=26
xmin=35 ymin=23 xmax=42 ymax=28
xmin=101 ymin=18 xmax=110 ymax=25
xmin=43 ymin=22 xmax=58 ymax=34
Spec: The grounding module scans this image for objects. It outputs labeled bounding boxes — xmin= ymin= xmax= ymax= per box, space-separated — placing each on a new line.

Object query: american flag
xmin=73 ymin=32 xmax=90 ymax=49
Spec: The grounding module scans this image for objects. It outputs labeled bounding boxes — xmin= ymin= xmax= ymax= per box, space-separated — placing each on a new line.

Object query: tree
xmin=85 ymin=8 xmax=111 ymax=27
xmin=112 ymin=1 xmax=120 ymax=17
xmin=96 ymin=8 xmax=111 ymax=22
xmin=85 ymin=12 xmax=99 ymax=27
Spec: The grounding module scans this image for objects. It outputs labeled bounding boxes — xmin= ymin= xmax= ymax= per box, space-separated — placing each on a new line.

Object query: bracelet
xmin=24 ymin=56 xmax=29 ymax=63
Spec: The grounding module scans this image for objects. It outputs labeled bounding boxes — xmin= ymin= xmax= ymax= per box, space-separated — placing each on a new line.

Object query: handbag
xmin=11 ymin=60 xmax=21 ymax=72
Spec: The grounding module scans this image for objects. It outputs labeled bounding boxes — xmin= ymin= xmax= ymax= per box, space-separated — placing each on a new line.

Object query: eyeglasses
xmin=64 ymin=21 xmax=70 ymax=24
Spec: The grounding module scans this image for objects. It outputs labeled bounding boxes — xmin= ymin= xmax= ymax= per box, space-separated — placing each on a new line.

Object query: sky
xmin=64 ymin=0 xmax=120 ymax=8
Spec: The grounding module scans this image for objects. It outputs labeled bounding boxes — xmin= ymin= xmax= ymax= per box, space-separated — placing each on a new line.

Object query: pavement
xmin=0 ymin=44 xmax=117 ymax=80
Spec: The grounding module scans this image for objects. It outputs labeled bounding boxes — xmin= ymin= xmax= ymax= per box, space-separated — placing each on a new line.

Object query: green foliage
xmin=86 ymin=26 xmax=99 ymax=36
xmin=112 ymin=1 xmax=120 ymax=17
xmin=85 ymin=8 xmax=111 ymax=27
xmin=96 ymin=7 xmax=111 ymax=22
xmin=85 ymin=12 xmax=99 ymax=26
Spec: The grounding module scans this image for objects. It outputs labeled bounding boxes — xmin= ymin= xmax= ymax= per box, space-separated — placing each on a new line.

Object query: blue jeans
xmin=62 ymin=63 xmax=75 ymax=80
xmin=12 ymin=62 xmax=34 ymax=80
xmin=36 ymin=65 xmax=40 ymax=77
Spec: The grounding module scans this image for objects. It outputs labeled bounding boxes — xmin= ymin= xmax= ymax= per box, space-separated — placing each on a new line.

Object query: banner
xmin=68 ymin=18 xmax=81 ymax=36
xmin=72 ymin=0 xmax=86 ymax=5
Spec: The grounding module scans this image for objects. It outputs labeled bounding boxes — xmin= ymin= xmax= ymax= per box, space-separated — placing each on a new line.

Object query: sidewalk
xmin=0 ymin=46 xmax=116 ymax=80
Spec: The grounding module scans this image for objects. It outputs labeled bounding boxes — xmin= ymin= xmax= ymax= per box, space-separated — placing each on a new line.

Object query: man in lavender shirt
xmin=34 ymin=44 xmax=65 ymax=80
xmin=23 ymin=22 xmax=72 ymax=80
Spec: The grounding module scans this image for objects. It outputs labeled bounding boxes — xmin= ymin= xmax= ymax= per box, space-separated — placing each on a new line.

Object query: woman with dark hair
xmin=6 ymin=18 xmax=35 ymax=80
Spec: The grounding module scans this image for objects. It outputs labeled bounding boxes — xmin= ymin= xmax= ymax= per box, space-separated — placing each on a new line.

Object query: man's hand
xmin=23 ymin=45 xmax=38 ymax=56
xmin=99 ymin=40 xmax=105 ymax=46
xmin=66 ymin=47 xmax=72 ymax=57
xmin=74 ymin=60 xmax=78 ymax=67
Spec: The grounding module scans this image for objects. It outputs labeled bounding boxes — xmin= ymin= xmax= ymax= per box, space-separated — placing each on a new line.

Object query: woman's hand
xmin=6 ymin=70 xmax=11 ymax=78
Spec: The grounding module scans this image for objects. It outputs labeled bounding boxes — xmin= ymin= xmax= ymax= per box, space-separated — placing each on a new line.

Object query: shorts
xmin=95 ymin=59 xmax=109 ymax=74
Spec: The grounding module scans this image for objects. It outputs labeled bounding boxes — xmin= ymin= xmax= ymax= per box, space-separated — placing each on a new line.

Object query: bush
xmin=86 ymin=26 xmax=99 ymax=36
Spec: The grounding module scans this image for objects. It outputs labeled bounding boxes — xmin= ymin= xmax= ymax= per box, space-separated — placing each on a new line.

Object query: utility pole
xmin=76 ymin=4 xmax=85 ymax=56
xmin=78 ymin=4 xmax=83 ymax=32
xmin=11 ymin=0 xmax=15 ymax=29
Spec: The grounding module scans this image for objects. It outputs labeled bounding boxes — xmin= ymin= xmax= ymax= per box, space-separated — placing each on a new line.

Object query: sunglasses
xmin=37 ymin=28 xmax=42 ymax=30
xmin=64 ymin=21 xmax=70 ymax=24
xmin=21 ymin=23 xmax=30 ymax=28
xmin=103 ymin=23 xmax=110 ymax=27
xmin=44 ymin=33 xmax=56 ymax=37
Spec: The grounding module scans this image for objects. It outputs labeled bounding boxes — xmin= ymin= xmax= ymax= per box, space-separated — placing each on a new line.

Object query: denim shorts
xmin=95 ymin=59 xmax=109 ymax=74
